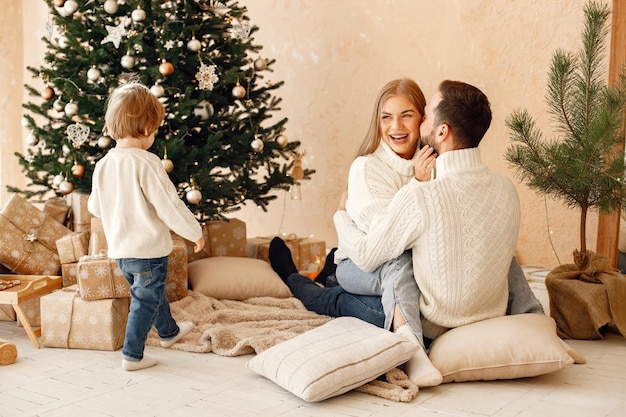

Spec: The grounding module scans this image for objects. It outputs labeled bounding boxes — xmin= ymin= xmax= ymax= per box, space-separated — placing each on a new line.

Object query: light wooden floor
xmin=1 ymin=274 xmax=625 ymax=417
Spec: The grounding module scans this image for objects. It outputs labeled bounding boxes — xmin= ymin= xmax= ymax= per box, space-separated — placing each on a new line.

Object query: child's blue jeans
xmin=116 ymin=256 xmax=179 ymax=361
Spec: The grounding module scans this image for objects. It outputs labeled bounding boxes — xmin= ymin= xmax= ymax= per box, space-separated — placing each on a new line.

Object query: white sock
xmin=160 ymin=321 xmax=194 ymax=348
xmin=395 ymin=324 xmax=443 ymax=387
xmin=122 ymin=356 xmax=159 ymax=371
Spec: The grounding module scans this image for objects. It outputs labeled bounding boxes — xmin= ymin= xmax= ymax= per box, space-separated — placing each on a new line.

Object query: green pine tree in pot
xmin=505 ymin=0 xmax=626 ymax=271
xmin=506 ymin=0 xmax=626 ymax=340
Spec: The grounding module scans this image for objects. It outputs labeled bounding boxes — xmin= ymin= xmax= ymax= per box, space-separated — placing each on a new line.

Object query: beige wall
xmin=4 ymin=0 xmax=606 ymax=268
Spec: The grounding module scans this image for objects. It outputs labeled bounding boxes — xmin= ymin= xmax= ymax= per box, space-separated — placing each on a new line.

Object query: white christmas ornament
xmin=150 ymin=84 xmax=165 ymax=97
xmin=187 ymin=38 xmax=202 ymax=52
xmin=25 ymin=133 xmax=39 ymax=146
xmin=58 ymin=36 xmax=70 ymax=49
xmin=66 ymin=123 xmax=90 ymax=148
xmin=53 ymin=174 xmax=65 ymax=187
xmin=101 ymin=17 xmax=129 ymax=49
xmin=87 ymin=67 xmax=101 ymax=81
xmin=131 ymin=8 xmax=146 ymax=22
xmin=21 ymin=117 xmax=30 ymax=128
xmin=121 ymin=54 xmax=135 ymax=69
xmin=53 ymin=99 xmax=65 ymax=112
xmin=276 ymin=134 xmax=288 ymax=148
xmin=64 ymin=102 xmax=78 ymax=117
xmin=251 ymin=138 xmax=264 ymax=152
xmin=97 ymin=136 xmax=112 ymax=149
xmin=186 ymin=189 xmax=202 ymax=204
xmin=104 ymin=0 xmax=119 ymax=14
xmin=193 ymin=101 xmax=214 ymax=120
xmin=63 ymin=0 xmax=79 ymax=14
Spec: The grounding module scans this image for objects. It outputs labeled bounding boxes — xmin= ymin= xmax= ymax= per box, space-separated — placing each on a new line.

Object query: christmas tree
xmin=505 ymin=0 xmax=626 ymax=265
xmin=11 ymin=0 xmax=314 ymax=221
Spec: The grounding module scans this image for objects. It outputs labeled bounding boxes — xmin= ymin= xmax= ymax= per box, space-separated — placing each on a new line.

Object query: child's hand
xmin=414 ymin=145 xmax=436 ymax=181
xmin=193 ymin=236 xmax=205 ymax=253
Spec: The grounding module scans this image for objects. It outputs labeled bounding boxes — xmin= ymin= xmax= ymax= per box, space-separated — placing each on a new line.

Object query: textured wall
xmin=10 ymin=0 xmax=606 ymax=268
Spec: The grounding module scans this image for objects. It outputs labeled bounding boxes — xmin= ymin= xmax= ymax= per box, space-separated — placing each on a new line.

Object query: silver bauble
xmin=186 ymin=189 xmax=202 ymax=204
xmin=53 ymin=99 xmax=65 ymax=112
xmin=97 ymin=136 xmax=112 ymax=149
xmin=63 ymin=0 xmax=78 ymax=14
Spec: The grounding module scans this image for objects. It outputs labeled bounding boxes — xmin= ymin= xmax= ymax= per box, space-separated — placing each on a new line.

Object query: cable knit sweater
xmin=88 ymin=148 xmax=203 ymax=259
xmin=334 ymin=148 xmax=520 ymax=337
xmin=335 ymin=142 xmax=417 ymax=263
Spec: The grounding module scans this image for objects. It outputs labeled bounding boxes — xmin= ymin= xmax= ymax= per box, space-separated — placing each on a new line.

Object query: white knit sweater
xmin=334 ymin=148 xmax=520 ymax=337
xmin=88 ymin=148 xmax=203 ymax=259
xmin=335 ymin=142 xmax=416 ymax=262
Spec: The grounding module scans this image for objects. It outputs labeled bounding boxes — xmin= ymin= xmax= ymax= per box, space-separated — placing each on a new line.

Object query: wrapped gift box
xmin=67 ymin=192 xmax=93 ymax=233
xmin=61 ymin=263 xmax=79 ymax=287
xmin=88 ymin=217 xmax=107 ymax=255
xmin=77 ymin=255 xmax=130 ymax=301
xmin=40 ymin=286 xmax=129 ymax=351
xmin=184 ymin=218 xmax=247 ymax=262
xmin=56 ymin=232 xmax=90 ymax=264
xmin=247 ymin=236 xmax=326 ymax=271
xmin=166 ymin=237 xmax=188 ymax=302
xmin=0 ymin=194 xmax=72 ymax=275
xmin=17 ymin=297 xmax=40 ymax=328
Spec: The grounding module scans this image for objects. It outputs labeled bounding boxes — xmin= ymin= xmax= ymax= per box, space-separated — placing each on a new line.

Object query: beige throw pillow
xmin=188 ymin=257 xmax=292 ymax=300
xmin=428 ymin=313 xmax=576 ymax=383
xmin=247 ymin=317 xmax=418 ymax=402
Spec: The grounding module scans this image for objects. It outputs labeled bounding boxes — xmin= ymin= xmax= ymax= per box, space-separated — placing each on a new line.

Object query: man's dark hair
xmin=434 ymin=80 xmax=492 ymax=148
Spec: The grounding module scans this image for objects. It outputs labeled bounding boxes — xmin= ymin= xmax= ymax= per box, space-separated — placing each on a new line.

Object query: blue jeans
xmin=336 ymin=251 xmax=424 ymax=347
xmin=116 ymin=256 xmax=179 ymax=361
xmin=285 ymin=274 xmax=386 ymax=328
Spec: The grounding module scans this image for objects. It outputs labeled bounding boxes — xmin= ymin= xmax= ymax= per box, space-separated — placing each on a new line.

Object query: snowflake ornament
xmin=195 ymin=62 xmax=219 ymax=90
xmin=101 ymin=17 xmax=130 ymax=49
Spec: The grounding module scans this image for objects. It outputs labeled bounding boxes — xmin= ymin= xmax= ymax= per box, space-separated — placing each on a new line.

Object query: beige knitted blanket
xmin=146 ymin=291 xmax=418 ymax=402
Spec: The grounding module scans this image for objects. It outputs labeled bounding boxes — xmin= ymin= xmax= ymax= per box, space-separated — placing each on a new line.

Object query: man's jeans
xmin=116 ymin=256 xmax=180 ymax=361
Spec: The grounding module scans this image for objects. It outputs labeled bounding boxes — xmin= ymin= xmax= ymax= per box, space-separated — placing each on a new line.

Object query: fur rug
xmin=146 ymin=291 xmax=419 ymax=402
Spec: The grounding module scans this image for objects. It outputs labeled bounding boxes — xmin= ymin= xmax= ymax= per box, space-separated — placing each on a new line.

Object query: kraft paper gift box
xmin=166 ymin=237 xmax=188 ymax=302
xmin=77 ymin=255 xmax=130 ymax=301
xmin=40 ymin=286 xmax=129 ymax=351
xmin=56 ymin=232 xmax=90 ymax=265
xmin=0 ymin=194 xmax=72 ymax=275
xmin=66 ymin=192 xmax=93 ymax=233
xmin=88 ymin=217 xmax=107 ymax=255
xmin=61 ymin=263 xmax=79 ymax=287
xmin=247 ymin=236 xmax=326 ymax=271
xmin=185 ymin=218 xmax=247 ymax=262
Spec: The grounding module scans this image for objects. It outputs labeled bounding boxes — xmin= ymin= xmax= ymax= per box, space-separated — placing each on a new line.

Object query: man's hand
xmin=414 ymin=145 xmax=437 ymax=181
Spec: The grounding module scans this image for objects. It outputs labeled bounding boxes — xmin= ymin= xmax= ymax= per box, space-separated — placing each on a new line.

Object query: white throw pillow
xmin=428 ymin=313 xmax=577 ymax=383
xmin=188 ymin=257 xmax=292 ymax=300
xmin=247 ymin=316 xmax=418 ymax=402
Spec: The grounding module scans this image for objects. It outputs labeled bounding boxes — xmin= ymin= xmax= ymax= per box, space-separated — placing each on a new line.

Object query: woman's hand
xmin=414 ymin=145 xmax=437 ymax=181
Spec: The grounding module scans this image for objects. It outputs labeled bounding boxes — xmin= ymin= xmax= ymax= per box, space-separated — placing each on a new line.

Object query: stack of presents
xmin=0 ymin=193 xmax=324 ymax=352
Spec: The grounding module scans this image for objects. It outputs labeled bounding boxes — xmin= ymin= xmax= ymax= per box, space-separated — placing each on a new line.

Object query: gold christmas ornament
xmin=41 ymin=86 xmax=55 ymax=101
xmin=64 ymin=102 xmax=78 ymax=117
xmin=251 ymin=137 xmax=264 ymax=152
xmin=162 ymin=159 xmax=174 ymax=173
xmin=53 ymin=99 xmax=65 ymax=112
xmin=71 ymin=163 xmax=85 ymax=178
xmin=159 ymin=61 xmax=175 ymax=76
xmin=253 ymin=57 xmax=267 ymax=71
xmin=232 ymin=82 xmax=246 ymax=99
xmin=59 ymin=180 xmax=74 ymax=195
xmin=276 ymin=134 xmax=288 ymax=148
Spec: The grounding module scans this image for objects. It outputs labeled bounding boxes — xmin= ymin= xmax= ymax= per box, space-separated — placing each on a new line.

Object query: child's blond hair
xmin=104 ymin=82 xmax=165 ymax=140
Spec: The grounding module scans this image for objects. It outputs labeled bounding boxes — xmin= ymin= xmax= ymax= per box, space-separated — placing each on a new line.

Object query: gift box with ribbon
xmin=77 ymin=253 xmax=130 ymax=301
xmin=247 ymin=236 xmax=326 ymax=272
xmin=184 ymin=218 xmax=248 ymax=262
xmin=56 ymin=231 xmax=90 ymax=265
xmin=0 ymin=194 xmax=72 ymax=275
xmin=40 ymin=286 xmax=129 ymax=351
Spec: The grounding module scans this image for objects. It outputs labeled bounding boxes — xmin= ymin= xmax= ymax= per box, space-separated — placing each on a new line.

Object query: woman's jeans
xmin=116 ymin=256 xmax=179 ymax=361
